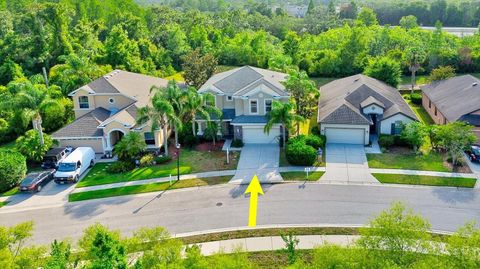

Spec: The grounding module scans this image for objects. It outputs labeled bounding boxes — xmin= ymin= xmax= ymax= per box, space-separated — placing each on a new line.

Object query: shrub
xmin=310 ymin=125 xmax=320 ymax=136
xmin=379 ymin=135 xmax=395 ymax=148
xmin=113 ymin=132 xmax=147 ymax=162
xmin=139 ymin=154 xmax=155 ymax=167
xmin=305 ymin=135 xmax=325 ymax=149
xmin=16 ymin=129 xmax=55 ymax=162
xmin=231 ymin=139 xmax=244 ymax=148
xmin=285 ymin=141 xmax=317 ymax=166
xmin=155 ymin=156 xmax=172 ymax=164
xmin=410 ymin=93 xmax=422 ymax=105
xmin=287 ymin=135 xmax=306 ymax=145
xmin=0 ymin=150 xmax=27 ymax=192
xmin=182 ymin=134 xmax=199 ymax=148
xmin=106 ymin=161 xmax=135 ymax=174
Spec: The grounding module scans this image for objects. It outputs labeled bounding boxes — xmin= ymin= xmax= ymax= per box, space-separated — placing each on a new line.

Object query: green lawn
xmin=1 ymin=187 xmax=19 ymax=197
xmin=373 ymin=173 xmax=477 ymax=188
xmin=400 ymin=74 xmax=430 ymax=85
xmin=77 ymin=149 xmax=239 ymax=187
xmin=70 ymin=176 xmax=231 ymax=202
xmin=367 ymin=152 xmax=450 ymax=172
xmin=280 ymin=171 xmax=324 ymax=181
xmin=403 ymin=97 xmax=434 ymax=125
xmin=0 ymin=201 xmax=8 ymax=208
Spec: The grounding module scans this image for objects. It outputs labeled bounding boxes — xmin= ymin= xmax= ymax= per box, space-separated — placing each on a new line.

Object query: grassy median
xmin=372 ymin=173 xmax=477 ymax=188
xmin=280 ymin=171 xmax=324 ymax=181
xmin=69 ymin=176 xmax=231 ymax=202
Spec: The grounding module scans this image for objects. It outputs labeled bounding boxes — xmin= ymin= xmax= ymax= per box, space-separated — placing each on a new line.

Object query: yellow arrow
xmin=244 ymin=175 xmax=264 ymax=227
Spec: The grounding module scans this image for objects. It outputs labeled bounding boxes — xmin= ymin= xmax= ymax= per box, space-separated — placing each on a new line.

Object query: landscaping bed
xmin=280 ymin=171 xmax=324 ymax=181
xmin=70 ymin=176 xmax=232 ymax=202
xmin=373 ymin=173 xmax=477 ymax=188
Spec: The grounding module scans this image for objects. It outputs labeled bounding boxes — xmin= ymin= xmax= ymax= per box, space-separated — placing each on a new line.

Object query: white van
xmin=54 ymin=147 xmax=95 ymax=184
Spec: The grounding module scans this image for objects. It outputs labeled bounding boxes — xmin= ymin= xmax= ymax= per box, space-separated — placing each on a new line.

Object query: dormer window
xmin=227 ymin=96 xmax=233 ymax=101
xmin=78 ymin=96 xmax=89 ymax=109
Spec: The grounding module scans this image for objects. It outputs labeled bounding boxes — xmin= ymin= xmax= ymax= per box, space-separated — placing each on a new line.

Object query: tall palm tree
xmin=183 ymin=88 xmax=221 ymax=136
xmin=264 ymin=101 xmax=304 ymax=148
xmin=161 ymin=81 xmax=185 ymax=145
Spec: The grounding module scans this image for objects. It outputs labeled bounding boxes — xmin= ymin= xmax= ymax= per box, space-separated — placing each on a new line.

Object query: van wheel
xmin=89 ymin=160 xmax=94 ymax=168
xmin=36 ymin=185 xmax=42 ymax=192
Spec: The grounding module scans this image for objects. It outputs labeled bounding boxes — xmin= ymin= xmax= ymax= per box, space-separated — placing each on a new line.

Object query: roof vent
xmin=473 ymin=82 xmax=478 ymax=86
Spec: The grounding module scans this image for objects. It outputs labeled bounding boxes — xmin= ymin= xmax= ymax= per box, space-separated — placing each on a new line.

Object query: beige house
xmin=52 ymin=70 xmax=173 ymax=154
xmin=196 ymin=66 xmax=290 ymax=144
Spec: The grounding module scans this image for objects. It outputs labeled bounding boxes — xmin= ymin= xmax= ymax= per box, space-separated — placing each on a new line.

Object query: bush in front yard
xmin=231 ymin=139 xmax=244 ymax=148
xmin=285 ymin=141 xmax=316 ymax=166
xmin=410 ymin=93 xmax=422 ymax=105
xmin=155 ymin=156 xmax=172 ymax=164
xmin=0 ymin=150 xmax=27 ymax=192
xmin=379 ymin=135 xmax=395 ymax=148
xmin=140 ymin=154 xmax=155 ymax=167
xmin=305 ymin=135 xmax=325 ymax=149
xmin=106 ymin=161 xmax=135 ymax=174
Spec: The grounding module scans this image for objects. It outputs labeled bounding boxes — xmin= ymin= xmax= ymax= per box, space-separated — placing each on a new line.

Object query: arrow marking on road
xmin=244 ymin=175 xmax=264 ymax=227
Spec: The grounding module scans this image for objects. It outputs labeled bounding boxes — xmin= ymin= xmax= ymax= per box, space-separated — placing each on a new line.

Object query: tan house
xmin=421 ymin=75 xmax=480 ymax=141
xmin=52 ymin=70 xmax=173 ymax=154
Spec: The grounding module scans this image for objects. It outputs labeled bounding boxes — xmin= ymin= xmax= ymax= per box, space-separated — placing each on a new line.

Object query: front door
xmin=370 ymin=114 xmax=378 ymax=134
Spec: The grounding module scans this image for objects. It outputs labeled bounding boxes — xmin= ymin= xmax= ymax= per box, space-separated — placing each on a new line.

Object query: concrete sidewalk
xmin=370 ymin=168 xmax=475 ymax=178
xmin=190 ymin=234 xmax=359 ymax=256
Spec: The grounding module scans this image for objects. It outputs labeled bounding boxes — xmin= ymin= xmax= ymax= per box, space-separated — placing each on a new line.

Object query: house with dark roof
xmin=52 ymin=70 xmax=174 ymax=153
xmin=421 ymin=75 xmax=480 ymax=141
xmin=196 ymin=66 xmax=290 ymax=144
xmin=318 ymin=74 xmax=418 ymax=145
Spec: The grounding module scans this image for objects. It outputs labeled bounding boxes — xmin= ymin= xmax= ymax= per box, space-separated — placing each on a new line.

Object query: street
xmin=0 ymin=183 xmax=479 ymax=245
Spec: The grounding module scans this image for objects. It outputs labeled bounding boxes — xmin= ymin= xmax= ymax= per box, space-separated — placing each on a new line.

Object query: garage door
xmin=325 ymin=128 xmax=365 ymax=145
xmin=243 ymin=126 xmax=280 ymax=144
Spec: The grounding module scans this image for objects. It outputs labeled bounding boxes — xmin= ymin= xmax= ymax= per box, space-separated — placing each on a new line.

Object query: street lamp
xmin=176 ymin=143 xmax=181 ymax=181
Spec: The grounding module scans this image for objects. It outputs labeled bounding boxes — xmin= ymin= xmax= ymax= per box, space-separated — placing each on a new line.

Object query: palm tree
xmin=161 ymin=81 xmax=185 ymax=145
xmin=183 ymin=88 xmax=221 ymax=136
xmin=264 ymin=101 xmax=304 ymax=148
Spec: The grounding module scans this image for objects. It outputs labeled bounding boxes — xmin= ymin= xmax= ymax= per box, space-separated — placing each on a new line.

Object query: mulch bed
xmin=387 ymin=146 xmax=413 ymax=154
xmin=195 ymin=140 xmax=225 ymax=152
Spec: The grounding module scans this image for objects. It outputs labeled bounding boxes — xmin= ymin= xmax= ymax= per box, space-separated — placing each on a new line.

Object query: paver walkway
xmin=230 ymin=144 xmax=283 ymax=184
xmin=322 ymin=144 xmax=378 ymax=184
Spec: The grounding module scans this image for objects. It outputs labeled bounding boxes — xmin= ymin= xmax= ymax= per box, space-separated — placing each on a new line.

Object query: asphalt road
xmin=0 ymin=183 xmax=479 ymax=245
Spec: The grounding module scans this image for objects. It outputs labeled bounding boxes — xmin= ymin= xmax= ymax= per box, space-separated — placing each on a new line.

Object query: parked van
xmin=54 ymin=147 xmax=95 ymax=184
xmin=41 ymin=147 xmax=72 ymax=169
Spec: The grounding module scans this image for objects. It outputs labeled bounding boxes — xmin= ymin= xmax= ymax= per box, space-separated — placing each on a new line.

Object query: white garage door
xmin=325 ymin=128 xmax=365 ymax=145
xmin=243 ymin=126 xmax=279 ymax=144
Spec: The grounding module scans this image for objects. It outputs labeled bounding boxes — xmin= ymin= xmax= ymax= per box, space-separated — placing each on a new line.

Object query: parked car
xmin=54 ymin=147 xmax=95 ymax=184
xmin=41 ymin=147 xmax=72 ymax=169
xmin=466 ymin=145 xmax=480 ymax=162
xmin=19 ymin=170 xmax=55 ymax=192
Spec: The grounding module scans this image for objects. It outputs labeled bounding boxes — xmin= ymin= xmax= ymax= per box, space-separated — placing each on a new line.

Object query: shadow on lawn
xmin=431 ymin=187 xmax=477 ymax=205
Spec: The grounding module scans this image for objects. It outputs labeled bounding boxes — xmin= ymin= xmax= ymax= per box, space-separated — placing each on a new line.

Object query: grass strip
xmin=373 ymin=173 xmax=477 ymax=188
xmin=0 ymin=201 xmax=9 ymax=208
xmin=280 ymin=171 xmax=324 ymax=181
xmin=1 ymin=187 xmax=19 ymax=197
xmin=367 ymin=153 xmax=449 ymax=172
xmin=69 ymin=176 xmax=231 ymax=202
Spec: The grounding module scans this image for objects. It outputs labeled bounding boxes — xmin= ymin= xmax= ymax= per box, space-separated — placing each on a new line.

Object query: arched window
xmin=78 ymin=96 xmax=89 ymax=109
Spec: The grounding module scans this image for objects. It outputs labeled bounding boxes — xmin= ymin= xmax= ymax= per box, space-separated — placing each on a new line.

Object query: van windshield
xmin=57 ymin=163 xmax=76 ymax=172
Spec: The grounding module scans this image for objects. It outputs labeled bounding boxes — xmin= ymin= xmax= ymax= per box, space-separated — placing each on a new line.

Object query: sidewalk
xmin=369 ymin=168 xmax=475 ymax=178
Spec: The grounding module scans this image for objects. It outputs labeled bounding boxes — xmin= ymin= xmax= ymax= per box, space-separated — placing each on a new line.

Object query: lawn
xmin=367 ymin=152 xmax=450 ymax=172
xmin=402 ymin=94 xmax=434 ymax=124
xmin=400 ymin=74 xmax=430 ymax=86
xmin=1 ymin=187 xmax=19 ymax=197
xmin=77 ymin=149 xmax=239 ymax=187
xmin=373 ymin=173 xmax=477 ymax=188
xmin=69 ymin=176 xmax=231 ymax=202
xmin=0 ymin=201 xmax=8 ymax=208
xmin=280 ymin=171 xmax=324 ymax=181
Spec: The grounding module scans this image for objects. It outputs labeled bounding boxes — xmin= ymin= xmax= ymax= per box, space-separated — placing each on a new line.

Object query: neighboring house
xmin=421 ymin=75 xmax=480 ymax=141
xmin=317 ymin=74 xmax=418 ymax=145
xmin=196 ymin=66 xmax=290 ymax=144
xmin=52 ymin=70 xmax=174 ymax=154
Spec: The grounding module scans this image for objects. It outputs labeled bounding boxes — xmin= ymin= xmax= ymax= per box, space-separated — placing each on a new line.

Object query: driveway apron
xmin=323 ymin=143 xmax=378 ymax=184
xmin=230 ymin=144 xmax=283 ymax=184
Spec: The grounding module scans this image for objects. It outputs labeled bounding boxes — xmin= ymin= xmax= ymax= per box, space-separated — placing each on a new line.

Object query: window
xmin=144 ymin=132 xmax=155 ymax=145
xmin=78 ymin=96 xmax=89 ymax=109
xmin=391 ymin=121 xmax=403 ymax=135
xmin=265 ymin=99 xmax=272 ymax=113
xmin=428 ymin=100 xmax=431 ymax=108
xmin=434 ymin=107 xmax=437 ymax=116
xmin=250 ymin=100 xmax=258 ymax=114
xmin=227 ymin=96 xmax=233 ymax=101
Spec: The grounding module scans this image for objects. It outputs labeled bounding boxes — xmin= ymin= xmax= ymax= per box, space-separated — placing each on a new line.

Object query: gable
xmin=320 ymin=104 xmax=371 ymax=125
xmin=235 ymin=82 xmax=287 ymax=98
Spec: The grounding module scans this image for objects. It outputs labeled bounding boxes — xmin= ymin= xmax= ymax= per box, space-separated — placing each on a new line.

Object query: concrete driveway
xmin=322 ymin=143 xmax=378 ymax=184
xmin=230 ymin=144 xmax=282 ymax=184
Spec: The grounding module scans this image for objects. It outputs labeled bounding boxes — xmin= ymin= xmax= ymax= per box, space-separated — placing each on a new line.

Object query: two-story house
xmin=52 ymin=70 xmax=175 ymax=154
xmin=196 ymin=66 xmax=290 ymax=144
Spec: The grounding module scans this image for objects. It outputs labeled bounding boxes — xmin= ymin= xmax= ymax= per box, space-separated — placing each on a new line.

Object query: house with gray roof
xmin=421 ymin=75 xmax=480 ymax=141
xmin=318 ymin=74 xmax=418 ymax=145
xmin=196 ymin=66 xmax=290 ymax=144
xmin=53 ymin=70 xmax=175 ymax=153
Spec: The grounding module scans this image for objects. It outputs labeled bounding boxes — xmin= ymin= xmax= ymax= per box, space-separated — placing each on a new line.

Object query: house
xmin=421 ymin=75 xmax=480 ymax=141
xmin=317 ymin=74 xmax=418 ymax=145
xmin=52 ymin=70 xmax=174 ymax=154
xmin=196 ymin=66 xmax=290 ymax=144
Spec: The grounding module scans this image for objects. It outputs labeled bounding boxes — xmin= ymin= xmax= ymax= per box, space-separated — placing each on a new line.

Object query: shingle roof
xmin=360 ymin=96 xmax=385 ymax=108
xmin=196 ymin=108 xmax=236 ymax=120
xmin=200 ymin=66 xmax=289 ymax=96
xmin=318 ymin=74 xmax=418 ymax=124
xmin=421 ymin=75 xmax=480 ymax=122
xmin=231 ymin=115 xmax=268 ymax=124
xmin=52 ymin=108 xmax=111 ymax=138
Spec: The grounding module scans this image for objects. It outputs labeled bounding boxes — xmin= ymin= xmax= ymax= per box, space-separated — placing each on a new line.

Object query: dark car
xmin=466 ymin=145 xmax=480 ymax=162
xmin=19 ymin=170 xmax=55 ymax=192
xmin=41 ymin=147 xmax=71 ymax=169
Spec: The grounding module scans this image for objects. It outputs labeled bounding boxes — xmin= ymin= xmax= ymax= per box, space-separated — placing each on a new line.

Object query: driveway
xmin=322 ymin=143 xmax=378 ymax=184
xmin=465 ymin=154 xmax=480 ymax=189
xmin=230 ymin=144 xmax=282 ymax=184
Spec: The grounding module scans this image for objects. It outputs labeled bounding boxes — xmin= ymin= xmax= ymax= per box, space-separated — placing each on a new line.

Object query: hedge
xmin=410 ymin=93 xmax=422 ymax=105
xmin=0 ymin=150 xmax=27 ymax=192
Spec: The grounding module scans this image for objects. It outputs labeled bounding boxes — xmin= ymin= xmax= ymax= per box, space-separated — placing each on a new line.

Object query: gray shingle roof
xmin=52 ymin=108 xmax=111 ymax=138
xmin=231 ymin=115 xmax=268 ymax=124
xmin=318 ymin=74 xmax=418 ymax=124
xmin=213 ymin=66 xmax=263 ymax=94
xmin=421 ymin=75 xmax=480 ymax=122
xmin=360 ymin=96 xmax=385 ymax=108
